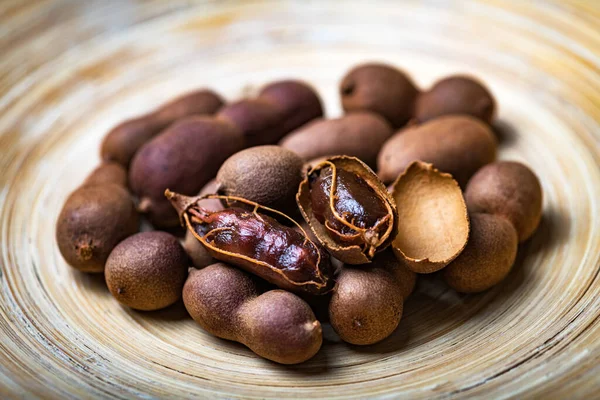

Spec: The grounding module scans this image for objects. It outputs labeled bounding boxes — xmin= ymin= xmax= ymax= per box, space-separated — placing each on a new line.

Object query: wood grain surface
xmin=1 ymin=0 xmax=599 ymax=398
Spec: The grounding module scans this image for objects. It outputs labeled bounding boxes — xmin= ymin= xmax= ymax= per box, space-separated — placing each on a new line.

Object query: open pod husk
xmin=390 ymin=161 xmax=470 ymax=273
xmin=165 ymin=190 xmax=333 ymax=294
xmin=297 ymin=156 xmax=398 ymax=264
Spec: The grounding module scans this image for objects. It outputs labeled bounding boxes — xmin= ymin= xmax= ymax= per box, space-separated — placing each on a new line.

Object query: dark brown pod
xmin=465 ymin=161 xmax=543 ymax=242
xmin=377 ymin=115 xmax=497 ymax=187
xmin=183 ymin=263 xmax=322 ymax=364
xmin=129 ymin=116 xmax=243 ymax=228
xmin=443 ymin=213 xmax=518 ymax=293
xmin=101 ymin=89 xmax=224 ymax=167
xmin=340 ymin=63 xmax=419 ymax=128
xmin=329 ymin=261 xmax=404 ymax=345
xmin=105 ymin=231 xmax=189 ymax=310
xmin=183 ymin=179 xmax=223 ymax=269
xmin=56 ymin=184 xmax=139 ymax=273
xmin=215 ymin=145 xmax=303 ymax=214
xmin=82 ymin=162 xmax=128 ymax=188
xmin=258 ymin=80 xmax=324 ymax=134
xmin=297 ymin=156 xmax=398 ymax=264
xmin=166 ymin=191 xmax=332 ymax=295
xmin=372 ymin=250 xmax=417 ymax=300
xmin=415 ymin=75 xmax=496 ymax=124
xmin=217 ymin=80 xmax=323 ymax=148
xmin=216 ymin=99 xmax=284 ymax=148
xmin=279 ymin=112 xmax=393 ymax=168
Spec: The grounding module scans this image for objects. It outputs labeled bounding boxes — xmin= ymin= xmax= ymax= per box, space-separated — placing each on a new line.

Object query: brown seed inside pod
xmin=390 ymin=161 xmax=469 ymax=273
xmin=297 ymin=156 xmax=398 ymax=265
xmin=183 ymin=179 xmax=223 ymax=269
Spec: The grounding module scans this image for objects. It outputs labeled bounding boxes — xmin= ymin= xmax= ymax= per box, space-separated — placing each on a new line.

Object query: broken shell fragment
xmin=390 ymin=161 xmax=469 ymax=273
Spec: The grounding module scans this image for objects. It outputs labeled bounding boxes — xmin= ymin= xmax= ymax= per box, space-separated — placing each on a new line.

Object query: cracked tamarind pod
xmin=297 ymin=156 xmax=398 ymax=265
xmin=183 ymin=179 xmax=223 ymax=269
xmin=166 ymin=191 xmax=333 ymax=295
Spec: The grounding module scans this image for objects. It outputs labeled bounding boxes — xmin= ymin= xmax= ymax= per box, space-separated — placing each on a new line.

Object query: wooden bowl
xmin=1 ymin=1 xmax=599 ymax=398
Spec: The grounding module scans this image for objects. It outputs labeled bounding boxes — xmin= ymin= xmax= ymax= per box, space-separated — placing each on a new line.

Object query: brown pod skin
xmin=297 ymin=156 xmax=398 ymax=265
xmin=183 ymin=179 xmax=223 ymax=269
xmin=216 ymin=99 xmax=284 ymax=148
xmin=465 ymin=161 xmax=543 ymax=242
xmin=216 ymin=146 xmax=303 ymax=214
xmin=82 ymin=162 xmax=128 ymax=188
xmin=129 ymin=116 xmax=243 ymax=228
xmin=373 ymin=250 xmax=417 ymax=300
xmin=101 ymin=89 xmax=224 ymax=167
xmin=279 ymin=112 xmax=393 ymax=168
xmin=415 ymin=76 xmax=496 ymax=124
xmin=56 ymin=184 xmax=139 ymax=273
xmin=443 ymin=213 xmax=518 ymax=293
xmin=218 ymin=80 xmax=323 ymax=148
xmin=259 ymin=80 xmax=324 ymax=134
xmin=377 ymin=115 xmax=497 ymax=187
xmin=340 ymin=63 xmax=419 ymax=128
xmin=167 ymin=191 xmax=333 ymax=295
xmin=105 ymin=231 xmax=189 ymax=310
xmin=329 ymin=263 xmax=404 ymax=345
xmin=183 ymin=263 xmax=323 ymax=364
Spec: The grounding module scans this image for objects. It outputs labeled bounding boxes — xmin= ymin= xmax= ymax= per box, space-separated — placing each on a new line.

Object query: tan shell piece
xmin=297 ymin=156 xmax=398 ymax=264
xmin=391 ymin=161 xmax=469 ymax=273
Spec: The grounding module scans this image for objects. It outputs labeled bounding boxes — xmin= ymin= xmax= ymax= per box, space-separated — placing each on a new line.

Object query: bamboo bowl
xmin=1 ymin=1 xmax=599 ymax=398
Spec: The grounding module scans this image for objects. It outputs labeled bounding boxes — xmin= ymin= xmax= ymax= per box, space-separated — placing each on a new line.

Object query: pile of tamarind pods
xmin=56 ymin=63 xmax=543 ymax=365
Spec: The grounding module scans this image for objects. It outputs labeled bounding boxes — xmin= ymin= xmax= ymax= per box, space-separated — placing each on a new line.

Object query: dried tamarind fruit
xmin=101 ymin=89 xmax=224 ymax=167
xmin=129 ymin=116 xmax=243 ymax=227
xmin=217 ymin=80 xmax=323 ymax=147
xmin=415 ymin=75 xmax=496 ymax=124
xmin=56 ymin=184 xmax=139 ymax=273
xmin=183 ymin=263 xmax=322 ymax=364
xmin=340 ymin=63 xmax=419 ymax=128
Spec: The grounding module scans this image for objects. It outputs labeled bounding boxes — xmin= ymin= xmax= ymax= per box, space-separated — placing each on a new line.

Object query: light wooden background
xmin=1 ymin=0 xmax=599 ymax=398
